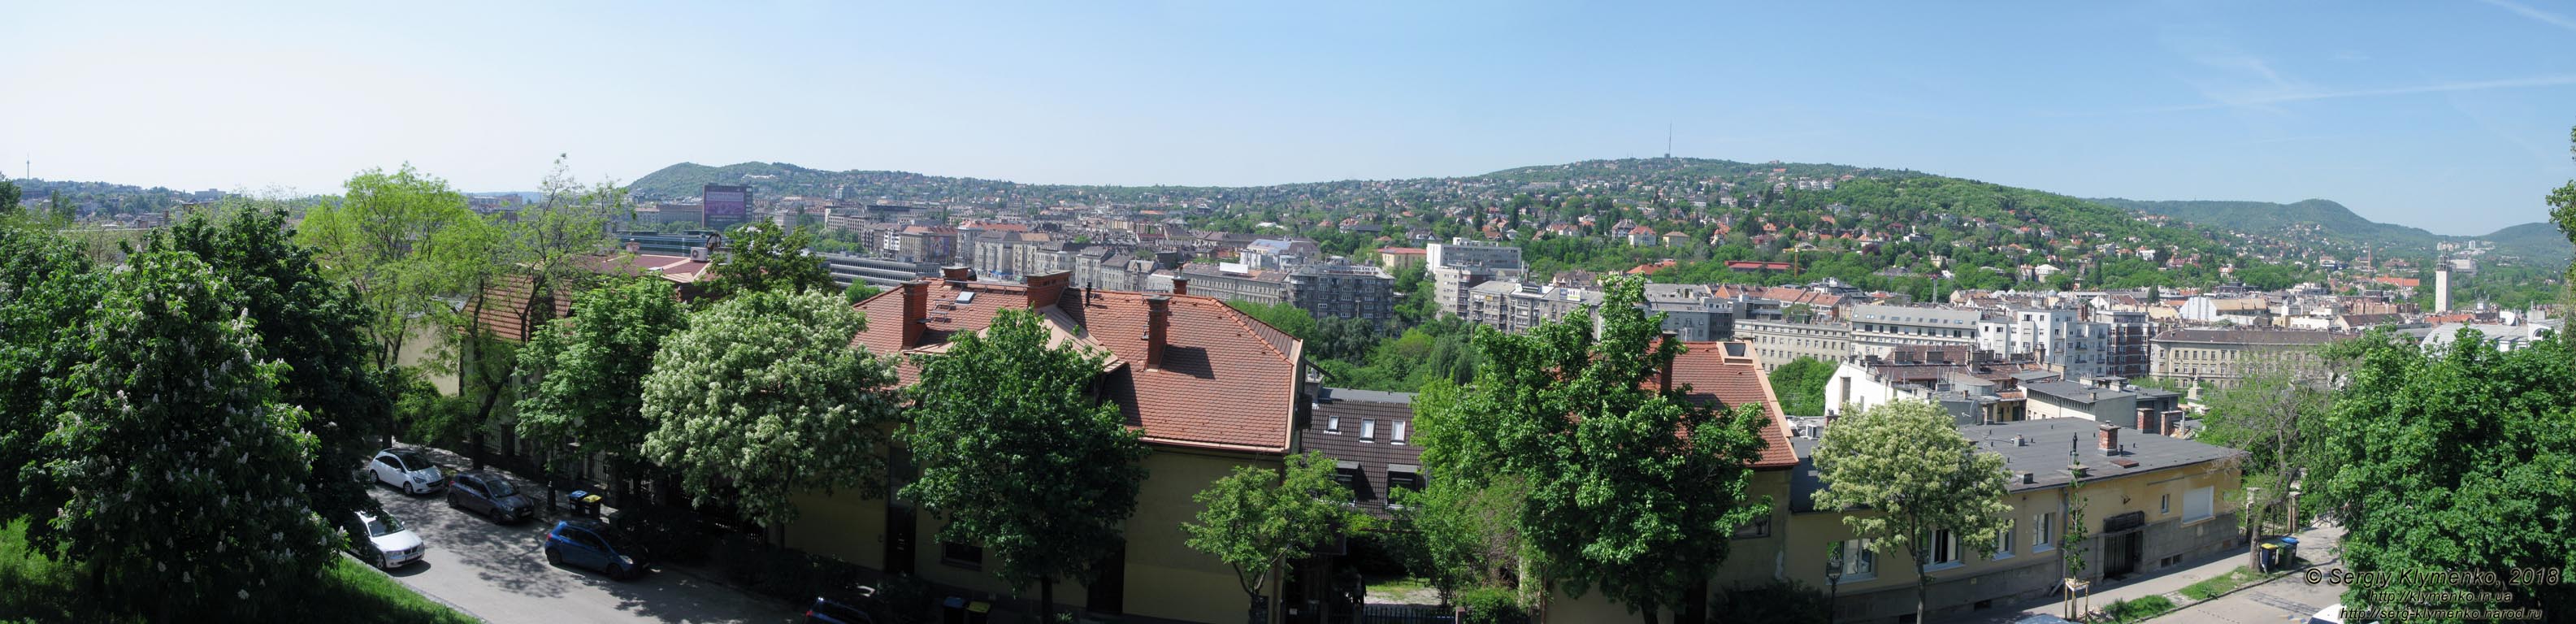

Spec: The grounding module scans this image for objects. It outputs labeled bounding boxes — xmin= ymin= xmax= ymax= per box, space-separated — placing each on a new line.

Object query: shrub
xmin=1456 ymin=586 xmax=1529 ymax=624
xmin=1713 ymin=578 xmax=1832 ymax=622
xmin=2101 ymin=595 xmax=2175 ymax=622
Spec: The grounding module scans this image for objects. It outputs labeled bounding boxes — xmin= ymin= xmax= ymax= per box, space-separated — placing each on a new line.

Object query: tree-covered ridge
xmin=2093 ymin=197 xmax=2570 ymax=266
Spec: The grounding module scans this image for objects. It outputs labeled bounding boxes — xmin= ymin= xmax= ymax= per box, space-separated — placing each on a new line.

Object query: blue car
xmin=544 ymin=519 xmax=650 ymax=579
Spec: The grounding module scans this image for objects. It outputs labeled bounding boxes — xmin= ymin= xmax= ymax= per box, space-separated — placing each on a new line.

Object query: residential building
xmin=1462 ymin=280 xmax=1598 ymax=334
xmin=1286 ymin=262 xmax=1396 ymax=322
xmin=1785 ymin=419 xmax=2246 ymax=623
xmin=1820 ymin=348 xmax=2042 ymax=422
xmin=2022 ymin=379 xmax=2138 ymax=424
xmin=2101 ymin=310 xmax=2152 ymax=379
xmin=1641 ymin=283 xmax=1736 ymax=342
xmin=1376 ymin=247 xmax=1426 ymax=272
xmin=1163 ymin=263 xmax=1291 ymax=307
xmin=891 ymin=223 xmax=959 ymax=265
xmin=1304 ymin=388 xmax=1423 ymax=521
xmin=1426 ymin=240 xmax=1524 ymax=318
xmin=1738 ymin=318 xmax=1853 ymax=372
xmin=804 ymin=271 xmax=1310 ymax=624
xmin=1848 ymin=304 xmax=1983 ymax=358
xmin=2147 ymin=328 xmax=2353 ymax=386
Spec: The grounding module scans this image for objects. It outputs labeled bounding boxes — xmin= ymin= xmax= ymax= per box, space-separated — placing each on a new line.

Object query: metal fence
xmin=1358 ymin=603 xmax=1455 ymax=624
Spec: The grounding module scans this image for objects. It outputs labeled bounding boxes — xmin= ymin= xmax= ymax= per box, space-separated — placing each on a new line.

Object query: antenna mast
xmin=1665 ymin=124 xmax=1673 ymax=158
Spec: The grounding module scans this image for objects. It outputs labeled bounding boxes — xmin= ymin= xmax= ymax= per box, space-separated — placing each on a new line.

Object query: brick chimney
xmin=1656 ymin=331 xmax=1678 ymax=394
xmin=1144 ymin=295 xmax=1171 ymax=370
xmin=1026 ymin=271 xmax=1070 ymax=310
xmin=2162 ymin=410 xmax=2186 ymax=436
xmin=2097 ymin=422 xmax=2119 ymax=453
xmin=900 ymin=280 xmax=928 ymax=348
xmin=2136 ymin=407 xmax=2157 ymax=431
xmin=1170 ymin=276 xmax=1190 ymax=296
xmin=941 ymin=265 xmax=975 ymax=282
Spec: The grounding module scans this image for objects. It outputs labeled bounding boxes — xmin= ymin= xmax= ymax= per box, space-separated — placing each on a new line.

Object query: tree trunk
xmin=1916 ymin=562 xmax=1930 ymax=624
xmin=1040 ymin=577 xmax=1056 ymax=623
xmin=1640 ymin=606 xmax=1660 ymax=624
xmin=1684 ymin=576 xmax=1708 ymax=624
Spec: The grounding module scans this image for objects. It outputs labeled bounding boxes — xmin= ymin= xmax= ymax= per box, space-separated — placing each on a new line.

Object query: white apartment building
xmin=1849 ymin=304 xmax=1982 ymax=358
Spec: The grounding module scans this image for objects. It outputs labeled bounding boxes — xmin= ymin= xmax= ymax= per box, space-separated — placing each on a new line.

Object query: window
xmin=2036 ymin=513 xmax=2055 ymax=551
xmin=1360 ymin=418 xmax=1377 ymax=442
xmin=1391 ymin=421 xmax=1408 ymax=444
xmin=1731 ymin=516 xmax=1771 ymax=540
xmin=2184 ymin=486 xmax=2214 ymax=522
xmin=1326 ymin=416 xmax=1340 ymax=433
xmin=1386 ymin=465 xmax=1423 ymax=495
xmin=1929 ymin=529 xmax=1960 ymax=567
xmin=1831 ymin=540 xmax=1876 ymax=580
xmin=1995 ymin=521 xmax=2014 ymax=557
xmin=941 ymin=541 xmax=983 ymax=570
xmin=2160 ymin=493 xmax=2170 ymax=514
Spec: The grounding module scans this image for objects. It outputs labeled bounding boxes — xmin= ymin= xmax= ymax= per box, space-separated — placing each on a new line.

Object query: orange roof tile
xmin=1663 ymin=340 xmax=1798 ymax=470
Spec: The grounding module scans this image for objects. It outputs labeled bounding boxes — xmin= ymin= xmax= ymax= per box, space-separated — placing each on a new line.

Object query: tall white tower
xmin=2435 ymin=268 xmax=2451 ymax=313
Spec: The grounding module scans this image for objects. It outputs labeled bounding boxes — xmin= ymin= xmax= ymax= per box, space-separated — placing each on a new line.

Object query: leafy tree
xmin=0 ymin=175 xmax=19 ymax=214
xmin=1810 ymin=400 xmax=2014 ymax=624
xmin=47 ymin=190 xmax=72 ymax=223
xmin=1767 ymin=356 xmax=1837 ymax=417
xmin=2195 ymin=349 xmax=2332 ymax=565
xmin=514 ymin=276 xmax=689 ymax=505
xmin=33 ymin=249 xmax=339 ymax=619
xmin=0 ymin=223 xmax=98 ymax=521
xmin=843 ymin=280 xmax=883 ymax=304
xmin=294 ymin=164 xmax=493 ymax=372
xmin=1227 ymin=299 xmax=1318 ymax=340
xmin=1184 ymin=451 xmax=1371 ymax=624
xmin=2057 ymin=471 xmax=2092 ymax=620
xmin=2552 ymin=124 xmax=2576 ymax=295
xmin=152 ymin=203 xmax=394 ymax=543
xmin=638 ymin=289 xmax=901 ymax=527
xmin=702 ymin=223 xmax=834 ymax=300
xmin=902 ymin=308 xmax=1150 ymax=618
xmin=1390 ymin=379 xmax=1531 ymax=604
xmin=2303 ymin=327 xmax=2576 ymax=619
xmin=1434 ymin=275 xmax=1773 ymax=624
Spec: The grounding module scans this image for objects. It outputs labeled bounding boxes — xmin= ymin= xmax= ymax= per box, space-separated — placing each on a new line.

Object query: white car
xmin=368 ymin=448 xmax=447 ymax=495
xmin=356 ymin=510 xmax=426 ymax=570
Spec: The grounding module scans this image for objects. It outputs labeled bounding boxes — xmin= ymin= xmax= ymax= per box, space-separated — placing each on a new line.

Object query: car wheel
xmin=371 ymin=550 xmax=389 ymax=570
xmin=445 ymin=492 xmax=460 ymax=509
xmin=489 ymin=507 xmax=510 ymax=524
xmin=545 ymin=547 xmax=563 ymax=567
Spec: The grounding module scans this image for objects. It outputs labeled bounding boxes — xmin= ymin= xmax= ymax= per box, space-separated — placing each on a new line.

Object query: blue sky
xmin=4 ymin=1 xmax=2573 ymax=235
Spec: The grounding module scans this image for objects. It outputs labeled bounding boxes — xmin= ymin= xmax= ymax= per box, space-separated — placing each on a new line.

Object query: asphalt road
xmin=362 ymin=469 xmax=800 ymax=624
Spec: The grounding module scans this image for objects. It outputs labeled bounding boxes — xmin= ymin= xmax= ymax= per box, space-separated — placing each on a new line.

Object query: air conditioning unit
xmin=689 ymin=246 xmax=709 ymax=262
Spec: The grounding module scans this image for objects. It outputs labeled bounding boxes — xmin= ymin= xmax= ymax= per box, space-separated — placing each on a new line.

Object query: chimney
xmin=1144 ymin=296 xmax=1172 ymax=370
xmin=2162 ymin=410 xmax=2185 ymax=436
xmin=900 ymin=280 xmax=928 ymax=348
xmin=2097 ymin=422 xmax=2119 ymax=453
xmin=1026 ymin=271 xmax=1070 ymax=310
xmin=2136 ymin=407 xmax=2156 ymax=431
xmin=1170 ymin=276 xmax=1190 ymax=296
xmin=942 ymin=265 xmax=975 ymax=282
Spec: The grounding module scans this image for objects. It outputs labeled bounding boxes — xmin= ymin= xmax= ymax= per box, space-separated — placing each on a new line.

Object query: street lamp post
xmin=1825 ymin=542 xmax=1845 ymax=624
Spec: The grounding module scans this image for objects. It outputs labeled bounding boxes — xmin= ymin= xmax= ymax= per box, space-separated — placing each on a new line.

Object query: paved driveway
xmin=362 ymin=466 xmax=800 ymax=624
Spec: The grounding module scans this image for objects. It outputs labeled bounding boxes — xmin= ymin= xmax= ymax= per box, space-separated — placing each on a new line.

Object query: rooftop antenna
xmin=1665 ymin=124 xmax=1673 ymax=158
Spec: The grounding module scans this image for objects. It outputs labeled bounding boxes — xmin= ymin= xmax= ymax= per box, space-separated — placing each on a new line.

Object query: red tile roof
xmin=1663 ymin=340 xmax=1798 ymax=470
xmin=851 ymin=277 xmax=1303 ymax=453
xmin=469 ymin=275 xmax=572 ymax=342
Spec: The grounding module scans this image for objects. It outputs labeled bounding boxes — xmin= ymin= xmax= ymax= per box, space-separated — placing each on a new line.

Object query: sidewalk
xmin=1942 ymin=522 xmax=2344 ymax=623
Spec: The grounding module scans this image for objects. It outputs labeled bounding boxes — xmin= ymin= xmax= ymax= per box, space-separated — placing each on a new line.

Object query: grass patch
xmin=2178 ymin=566 xmax=2268 ymax=601
xmin=0 ymin=518 xmax=475 ymax=624
xmin=2098 ymin=594 xmax=2175 ymax=622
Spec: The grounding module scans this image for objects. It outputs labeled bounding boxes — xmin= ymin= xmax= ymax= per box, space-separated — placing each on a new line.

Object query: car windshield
xmin=365 ymin=514 xmax=405 ymax=537
xmin=484 ymin=479 xmax=515 ymax=497
xmin=391 ymin=452 xmax=429 ymax=470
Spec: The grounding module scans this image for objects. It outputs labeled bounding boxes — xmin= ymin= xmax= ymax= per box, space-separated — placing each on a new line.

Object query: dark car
xmin=804 ymin=596 xmax=874 ymax=624
xmin=445 ymin=470 xmax=536 ymax=523
xmin=544 ymin=519 xmax=649 ymax=579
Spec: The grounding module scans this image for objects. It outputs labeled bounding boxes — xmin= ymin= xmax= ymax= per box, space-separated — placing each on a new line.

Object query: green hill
xmin=2093 ymin=197 xmax=2569 ymax=266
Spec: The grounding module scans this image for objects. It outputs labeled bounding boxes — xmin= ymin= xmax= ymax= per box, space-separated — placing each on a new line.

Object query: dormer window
xmin=1360 ymin=418 xmax=1377 ymax=443
xmin=1391 ymin=422 xmax=1408 ymax=445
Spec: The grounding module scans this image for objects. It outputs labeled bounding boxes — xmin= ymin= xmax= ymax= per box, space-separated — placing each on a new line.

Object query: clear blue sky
xmin=5 ymin=1 xmax=2574 ymax=235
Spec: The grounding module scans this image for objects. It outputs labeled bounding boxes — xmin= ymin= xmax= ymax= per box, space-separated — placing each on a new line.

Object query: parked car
xmin=544 ymin=519 xmax=650 ymax=579
xmin=804 ymin=596 xmax=875 ymax=624
xmin=354 ymin=510 xmax=426 ymax=570
xmin=368 ymin=448 xmax=447 ymax=495
xmin=445 ymin=470 xmax=536 ymax=523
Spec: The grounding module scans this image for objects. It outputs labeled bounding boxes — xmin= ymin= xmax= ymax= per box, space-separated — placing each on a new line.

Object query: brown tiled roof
xmin=850 ymin=278 xmax=1302 ymax=453
xmin=1664 ymin=340 xmax=1798 ymax=470
xmin=470 ymin=275 xmax=572 ymax=342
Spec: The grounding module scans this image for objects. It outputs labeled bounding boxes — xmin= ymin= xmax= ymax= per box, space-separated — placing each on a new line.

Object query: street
xmin=361 ymin=461 xmax=800 ymax=624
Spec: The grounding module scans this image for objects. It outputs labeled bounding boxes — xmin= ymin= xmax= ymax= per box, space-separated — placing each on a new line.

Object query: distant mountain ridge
xmin=2092 ymin=197 xmax=2568 ymax=264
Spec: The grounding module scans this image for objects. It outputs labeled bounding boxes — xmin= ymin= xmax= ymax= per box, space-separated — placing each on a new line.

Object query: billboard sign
xmin=704 ymin=184 xmax=750 ymax=229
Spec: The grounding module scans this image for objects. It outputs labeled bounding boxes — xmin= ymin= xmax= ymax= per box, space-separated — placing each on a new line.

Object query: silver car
xmin=356 ymin=510 xmax=426 ymax=570
xmin=368 ymin=448 xmax=447 ymax=495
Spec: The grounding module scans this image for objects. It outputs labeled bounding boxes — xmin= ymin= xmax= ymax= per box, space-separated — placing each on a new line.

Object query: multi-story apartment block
xmin=1641 ymin=283 xmax=1736 ymax=342
xmin=1738 ymin=318 xmax=1854 ymax=371
xmin=2101 ymin=310 xmax=2153 ymax=379
xmin=1426 ymin=240 xmax=1524 ymax=318
xmin=2148 ymin=328 xmax=2353 ymax=386
xmin=1164 ymin=263 xmax=1290 ymax=307
xmin=1848 ymin=304 xmax=1983 ymax=358
xmin=1286 ymin=262 xmax=1396 ymax=322
xmin=1463 ymin=280 xmax=1598 ymax=334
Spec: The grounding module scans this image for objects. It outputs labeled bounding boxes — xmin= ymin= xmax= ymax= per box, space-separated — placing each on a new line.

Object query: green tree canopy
xmin=1184 ymin=451 xmax=1371 ymax=624
xmin=153 ymin=202 xmax=394 ymax=541
xmin=514 ymin=275 xmax=690 ymax=503
xmin=843 ymin=280 xmax=882 ymax=304
xmin=638 ymin=289 xmax=901 ymax=527
xmin=1768 ymin=356 xmax=1837 ymax=417
xmin=1809 ymin=400 xmax=2013 ymax=623
xmin=296 ymin=164 xmax=494 ymax=371
xmin=1432 ymin=275 xmax=1773 ymax=623
xmin=901 ymin=308 xmax=1150 ymax=618
xmin=702 ymin=223 xmax=834 ymax=300
xmin=2303 ymin=328 xmax=2576 ymax=619
xmin=33 ymin=249 xmax=339 ymax=618
xmin=0 ymin=222 xmax=98 ymax=520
